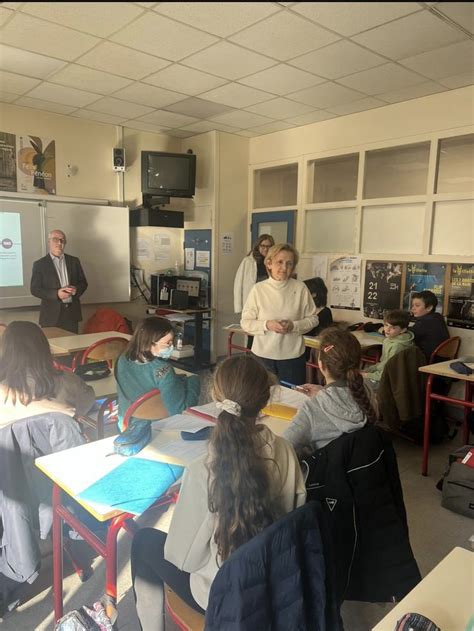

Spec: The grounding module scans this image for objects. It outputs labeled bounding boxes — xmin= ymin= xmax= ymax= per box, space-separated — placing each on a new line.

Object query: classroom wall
xmin=248 ymin=86 xmax=474 ymax=355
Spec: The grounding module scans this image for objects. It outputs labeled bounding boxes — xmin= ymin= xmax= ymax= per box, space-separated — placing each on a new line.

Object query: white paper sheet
xmin=154 ymin=414 xmax=214 ymax=433
xmin=269 ymin=385 xmax=308 ymax=408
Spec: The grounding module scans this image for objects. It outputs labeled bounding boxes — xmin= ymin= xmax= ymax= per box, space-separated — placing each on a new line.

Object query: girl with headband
xmin=131 ymin=354 xmax=305 ymax=630
xmin=283 ymin=327 xmax=378 ymax=454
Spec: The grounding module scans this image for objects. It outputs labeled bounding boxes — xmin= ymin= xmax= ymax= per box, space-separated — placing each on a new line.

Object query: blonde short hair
xmin=264 ymin=243 xmax=299 ymax=268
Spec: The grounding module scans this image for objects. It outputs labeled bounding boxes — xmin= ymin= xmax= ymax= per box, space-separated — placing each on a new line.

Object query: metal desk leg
xmin=194 ymin=312 xmax=203 ymax=369
xmin=422 ymin=374 xmax=434 ymax=476
xmin=52 ymin=484 xmax=64 ymax=621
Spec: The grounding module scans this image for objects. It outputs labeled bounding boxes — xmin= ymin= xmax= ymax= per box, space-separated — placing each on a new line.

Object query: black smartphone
xmin=181 ymin=426 xmax=213 ymax=441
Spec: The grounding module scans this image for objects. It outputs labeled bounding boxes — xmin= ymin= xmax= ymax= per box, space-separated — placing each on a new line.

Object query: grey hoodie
xmin=283 ymin=382 xmax=372 ymax=451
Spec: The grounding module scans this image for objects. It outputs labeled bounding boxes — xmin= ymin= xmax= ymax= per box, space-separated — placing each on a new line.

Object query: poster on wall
xmin=447 ymin=264 xmax=473 ymax=330
xmin=363 ymin=261 xmax=403 ymax=319
xmin=16 ymin=135 xmax=56 ymax=195
xmin=403 ymin=262 xmax=446 ymax=314
xmin=329 ymin=256 xmax=361 ymax=310
xmin=0 ymin=132 xmax=17 ymax=192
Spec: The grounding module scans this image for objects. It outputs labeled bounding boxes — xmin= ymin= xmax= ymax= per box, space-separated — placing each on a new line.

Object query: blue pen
xmin=280 ymin=380 xmax=296 ymax=389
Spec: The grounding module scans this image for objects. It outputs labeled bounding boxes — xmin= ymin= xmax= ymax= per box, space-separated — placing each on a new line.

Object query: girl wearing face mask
xmin=115 ymin=317 xmax=200 ymax=431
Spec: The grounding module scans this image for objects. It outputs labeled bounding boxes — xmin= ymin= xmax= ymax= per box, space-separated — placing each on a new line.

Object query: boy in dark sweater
xmin=411 ymin=290 xmax=449 ymax=362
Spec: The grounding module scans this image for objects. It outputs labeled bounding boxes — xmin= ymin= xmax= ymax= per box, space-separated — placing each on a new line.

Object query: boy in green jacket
xmin=363 ymin=309 xmax=414 ymax=390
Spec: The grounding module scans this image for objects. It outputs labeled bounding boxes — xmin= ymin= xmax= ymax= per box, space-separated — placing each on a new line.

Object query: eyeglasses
xmin=260 ymin=243 xmax=272 ymax=249
xmin=50 ymin=237 xmax=66 ymax=244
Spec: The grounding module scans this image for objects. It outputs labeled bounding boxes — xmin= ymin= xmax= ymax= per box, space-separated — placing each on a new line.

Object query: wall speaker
xmin=113 ymin=147 xmax=125 ymax=172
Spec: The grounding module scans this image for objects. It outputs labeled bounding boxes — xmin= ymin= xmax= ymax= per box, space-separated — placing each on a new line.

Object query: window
xmin=305 ymin=207 xmax=356 ymax=253
xmin=436 ymin=134 xmax=474 ymax=194
xmin=309 ymin=153 xmax=358 ymax=203
xmin=253 ymin=163 xmax=297 ymax=208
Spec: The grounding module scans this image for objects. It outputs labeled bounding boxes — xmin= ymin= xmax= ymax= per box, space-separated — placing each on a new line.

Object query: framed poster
xmin=17 ymin=135 xmax=56 ymax=195
xmin=363 ymin=261 xmax=403 ymax=319
xmin=403 ymin=263 xmax=446 ymax=314
xmin=447 ymin=264 xmax=473 ymax=330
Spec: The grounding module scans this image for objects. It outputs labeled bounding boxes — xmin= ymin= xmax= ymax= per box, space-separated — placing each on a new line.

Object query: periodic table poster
xmin=447 ymin=264 xmax=474 ymax=329
xmin=363 ymin=261 xmax=403 ymax=319
xmin=403 ymin=262 xmax=447 ymax=314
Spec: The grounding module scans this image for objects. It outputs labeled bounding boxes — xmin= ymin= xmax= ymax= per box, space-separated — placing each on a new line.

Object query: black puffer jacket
xmin=303 ymin=425 xmax=421 ymax=604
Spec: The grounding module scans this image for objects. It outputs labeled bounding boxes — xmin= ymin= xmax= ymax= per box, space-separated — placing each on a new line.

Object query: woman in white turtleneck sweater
xmin=241 ymin=243 xmax=319 ymax=386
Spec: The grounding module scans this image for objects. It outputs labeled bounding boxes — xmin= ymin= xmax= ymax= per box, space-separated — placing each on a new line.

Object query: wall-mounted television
xmin=141 ymin=151 xmax=196 ymax=199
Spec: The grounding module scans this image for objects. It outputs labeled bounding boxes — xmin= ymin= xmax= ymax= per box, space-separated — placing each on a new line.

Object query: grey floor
xmin=1 ymin=374 xmax=472 ymax=630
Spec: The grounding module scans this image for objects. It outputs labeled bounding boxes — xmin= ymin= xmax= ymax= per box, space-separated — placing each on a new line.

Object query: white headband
xmin=215 ymin=399 xmax=241 ymax=416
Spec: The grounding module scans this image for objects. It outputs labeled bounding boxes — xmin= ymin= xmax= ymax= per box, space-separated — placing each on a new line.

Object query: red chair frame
xmin=71 ymin=336 xmax=128 ymax=371
xmin=429 ymin=336 xmax=461 ymax=364
xmin=121 ymin=388 xmax=166 ymax=432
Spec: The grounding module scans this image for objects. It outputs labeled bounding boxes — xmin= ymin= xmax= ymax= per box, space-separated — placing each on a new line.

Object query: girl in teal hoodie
xmin=363 ymin=310 xmax=414 ymax=388
xmin=115 ymin=316 xmax=200 ymax=431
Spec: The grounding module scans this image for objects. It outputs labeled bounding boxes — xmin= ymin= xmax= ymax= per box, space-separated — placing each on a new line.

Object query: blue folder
xmin=78 ymin=457 xmax=184 ymax=515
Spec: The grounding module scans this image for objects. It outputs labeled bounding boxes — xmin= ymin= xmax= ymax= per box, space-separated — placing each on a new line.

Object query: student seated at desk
xmin=362 ymin=309 xmax=414 ymax=391
xmin=0 ymin=321 xmax=95 ymax=427
xmin=115 ymin=316 xmax=200 ymax=431
xmin=410 ymin=290 xmax=449 ymax=362
xmin=283 ymin=328 xmax=378 ymax=454
xmin=303 ymin=277 xmax=333 ymax=336
xmin=131 ymin=354 xmax=306 ymax=630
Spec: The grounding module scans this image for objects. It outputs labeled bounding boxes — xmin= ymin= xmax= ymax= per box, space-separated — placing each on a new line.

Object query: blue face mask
xmin=157 ymin=345 xmax=174 ymax=360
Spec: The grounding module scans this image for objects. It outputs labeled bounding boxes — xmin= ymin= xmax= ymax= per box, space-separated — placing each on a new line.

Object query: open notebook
xmin=188 ymin=385 xmax=308 ymax=422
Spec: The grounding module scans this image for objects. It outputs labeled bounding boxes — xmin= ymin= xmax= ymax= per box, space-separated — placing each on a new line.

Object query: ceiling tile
xmin=13 ymin=95 xmax=76 ymax=114
xmin=290 ymin=40 xmax=385 ymax=80
xmin=375 ymin=81 xmax=445 ymax=103
xmin=77 ymin=42 xmax=170 ymax=80
xmin=49 ymin=65 xmax=133 ymax=95
xmin=26 ymin=82 xmax=101 ymax=107
xmin=111 ymin=12 xmax=218 ymax=62
xmin=339 ymin=63 xmax=426 ymax=95
xmin=238 ymin=64 xmax=324 ymax=95
xmin=209 ymin=109 xmax=274 ymax=128
xmin=352 ymin=10 xmax=466 ymax=60
xmin=291 ymin=2 xmax=421 ymax=36
xmin=438 ymin=71 xmax=474 ymax=89
xmin=0 ymin=6 xmax=14 ymax=26
xmin=87 ymin=96 xmax=155 ymax=118
xmin=138 ymin=110 xmax=200 ymax=128
xmin=0 ymin=44 xmax=66 ymax=79
xmin=163 ymin=97 xmax=234 ymax=119
xmin=166 ymin=129 xmax=199 ymax=138
xmin=178 ymin=121 xmax=239 ymax=133
xmin=288 ymin=82 xmax=364 ymax=108
xmin=435 ymin=2 xmax=474 ymax=34
xmin=20 ymin=2 xmax=145 ymax=37
xmin=229 ymin=11 xmax=339 ymax=61
xmin=0 ymin=70 xmax=40 ymax=94
xmin=200 ymin=83 xmax=273 ymax=108
xmin=0 ymin=90 xmax=19 ymax=103
xmin=154 ymin=2 xmax=281 ymax=37
xmin=72 ymin=109 xmax=128 ymax=124
xmin=326 ymin=96 xmax=387 ymax=115
xmin=234 ymin=129 xmax=260 ymax=137
xmin=113 ymin=83 xmax=187 ymax=109
xmin=0 ymin=13 xmax=99 ymax=60
xmin=144 ymin=65 xmax=227 ymax=96
xmin=182 ymin=41 xmax=275 ymax=80
xmin=248 ymin=120 xmax=294 ymax=134
xmin=400 ymin=40 xmax=474 ymax=80
xmin=123 ymin=120 xmax=172 ymax=134
xmin=285 ymin=110 xmax=337 ymax=125
xmin=245 ymin=97 xmax=314 ymax=119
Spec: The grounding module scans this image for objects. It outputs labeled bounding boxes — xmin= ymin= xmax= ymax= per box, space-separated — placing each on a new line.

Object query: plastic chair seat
xmin=165 ymin=585 xmax=204 ymax=631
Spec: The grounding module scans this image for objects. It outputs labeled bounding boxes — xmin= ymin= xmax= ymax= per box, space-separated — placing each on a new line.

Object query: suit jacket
xmin=30 ymin=253 xmax=88 ymax=327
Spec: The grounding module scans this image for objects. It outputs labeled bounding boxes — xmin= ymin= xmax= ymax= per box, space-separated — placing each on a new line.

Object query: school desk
xmin=372 ymin=546 xmax=473 ymax=631
xmin=36 ymin=410 xmax=284 ymax=622
xmin=49 ymin=330 xmax=132 ymax=354
xmin=419 ymin=360 xmax=474 ymax=476
xmin=42 ymin=326 xmax=77 ymax=339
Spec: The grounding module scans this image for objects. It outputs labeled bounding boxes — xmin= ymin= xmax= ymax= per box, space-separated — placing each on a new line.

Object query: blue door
xmin=251 ymin=210 xmax=296 ymax=245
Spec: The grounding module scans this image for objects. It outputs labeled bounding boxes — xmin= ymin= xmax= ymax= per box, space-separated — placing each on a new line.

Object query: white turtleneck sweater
xmin=241 ymin=277 xmax=318 ymax=360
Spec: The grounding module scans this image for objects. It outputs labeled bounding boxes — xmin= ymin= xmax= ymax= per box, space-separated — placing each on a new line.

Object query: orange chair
xmin=165 ymin=585 xmax=204 ymax=631
xmin=71 ymin=336 xmax=128 ymax=371
xmin=429 ymin=336 xmax=461 ymax=364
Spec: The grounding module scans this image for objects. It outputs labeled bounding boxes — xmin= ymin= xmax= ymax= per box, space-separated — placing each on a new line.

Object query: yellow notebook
xmin=261 ymin=403 xmax=297 ymax=421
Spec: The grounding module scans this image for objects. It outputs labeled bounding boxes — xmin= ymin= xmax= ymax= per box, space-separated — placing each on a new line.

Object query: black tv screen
xmin=141 ymin=151 xmax=196 ymax=198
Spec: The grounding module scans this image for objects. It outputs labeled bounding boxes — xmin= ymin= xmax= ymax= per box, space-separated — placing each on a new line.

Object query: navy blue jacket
xmin=204 ymin=502 xmax=342 ymax=631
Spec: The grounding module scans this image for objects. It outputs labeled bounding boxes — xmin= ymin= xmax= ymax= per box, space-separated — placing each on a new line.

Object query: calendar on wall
xmin=363 ymin=261 xmax=403 ymax=319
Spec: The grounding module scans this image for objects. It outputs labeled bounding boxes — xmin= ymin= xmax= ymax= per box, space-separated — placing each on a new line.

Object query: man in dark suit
xmin=30 ymin=229 xmax=88 ymax=333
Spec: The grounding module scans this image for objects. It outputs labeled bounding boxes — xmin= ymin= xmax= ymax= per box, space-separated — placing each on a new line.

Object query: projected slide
xmin=0 ymin=211 xmax=23 ymax=287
